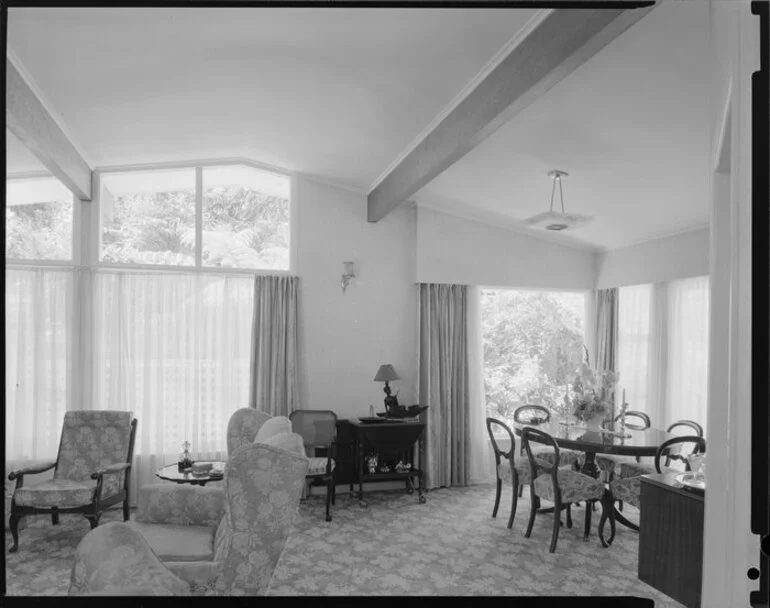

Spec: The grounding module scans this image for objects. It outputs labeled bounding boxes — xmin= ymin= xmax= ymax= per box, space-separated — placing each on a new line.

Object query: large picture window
xmin=481 ymin=289 xmax=586 ymax=427
xmin=99 ymin=164 xmax=291 ymax=270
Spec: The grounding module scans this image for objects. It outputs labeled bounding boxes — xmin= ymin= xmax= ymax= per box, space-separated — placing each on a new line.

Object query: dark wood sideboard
xmin=638 ymin=473 xmax=704 ymax=608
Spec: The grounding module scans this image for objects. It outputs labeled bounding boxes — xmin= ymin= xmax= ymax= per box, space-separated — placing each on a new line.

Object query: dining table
xmin=512 ymin=419 xmax=676 ymax=534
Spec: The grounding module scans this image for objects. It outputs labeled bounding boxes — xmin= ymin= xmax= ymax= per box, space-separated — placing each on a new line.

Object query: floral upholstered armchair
xmin=226 ymin=408 xmax=272 ymax=456
xmin=8 ymin=410 xmax=137 ymax=552
xmin=125 ymin=433 xmax=308 ymax=595
xmin=69 ymin=521 xmax=191 ymax=596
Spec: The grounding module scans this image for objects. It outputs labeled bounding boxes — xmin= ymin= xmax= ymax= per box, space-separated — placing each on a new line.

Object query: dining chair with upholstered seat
xmin=521 ymin=426 xmax=607 ymax=553
xmin=7 ymin=410 xmax=137 ymax=553
xmin=485 ymin=417 xmax=533 ymax=529
xmin=595 ymin=410 xmax=652 ymax=482
xmin=598 ymin=434 xmax=706 ymax=546
xmin=289 ymin=409 xmax=339 ymax=522
xmin=512 ymin=405 xmax=580 ymax=467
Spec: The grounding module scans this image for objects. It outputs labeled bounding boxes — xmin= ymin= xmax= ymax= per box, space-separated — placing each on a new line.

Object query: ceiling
xmin=415 ymin=0 xmax=712 ymax=251
xmin=6 ymin=2 xmax=711 ymax=252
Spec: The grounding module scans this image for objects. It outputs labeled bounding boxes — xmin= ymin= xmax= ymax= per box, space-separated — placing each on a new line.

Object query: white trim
xmin=91 ymin=263 xmax=292 ymax=277
xmin=94 ymin=157 xmax=295 ymax=180
xmin=367 ymin=9 xmax=553 ymax=193
xmin=300 ymin=172 xmax=368 ymax=196
xmin=195 ymin=167 xmax=203 ymax=268
xmin=713 ymin=79 xmax=733 ymax=174
xmin=7 ymin=48 xmax=93 ymax=168
xmin=5 ymin=261 xmax=78 ymax=271
xmin=416 ymin=197 xmax=599 ymax=254
xmin=6 ymin=170 xmax=55 ymax=181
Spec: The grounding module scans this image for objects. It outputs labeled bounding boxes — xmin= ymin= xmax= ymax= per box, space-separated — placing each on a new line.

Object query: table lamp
xmin=374 ymin=364 xmax=400 ymax=412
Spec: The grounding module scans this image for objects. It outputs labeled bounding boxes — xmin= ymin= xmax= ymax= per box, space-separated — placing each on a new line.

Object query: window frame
xmin=93 ymin=159 xmax=297 ymax=275
xmin=5 ymin=171 xmax=82 ymax=268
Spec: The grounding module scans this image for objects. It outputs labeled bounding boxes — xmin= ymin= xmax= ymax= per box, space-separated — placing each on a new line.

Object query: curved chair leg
xmin=85 ymin=514 xmax=101 ymax=530
xmin=518 ymin=484 xmax=524 ymax=498
xmin=325 ymin=481 xmax=332 ymax=522
xmin=9 ymin=513 xmax=21 ymax=553
xmin=618 ymin=500 xmax=624 ymax=512
xmin=550 ymin=497 xmax=562 ymax=553
xmin=566 ymin=504 xmax=573 ymax=529
xmin=492 ymin=478 xmax=502 ymax=518
xmin=507 ymin=480 xmax=519 ymax=529
xmin=52 ymin=507 xmax=60 ymax=525
xmin=583 ymin=500 xmax=592 ymax=541
xmin=598 ymin=489 xmax=617 ymax=547
xmin=525 ymin=494 xmax=538 ymax=538
xmin=123 ymin=498 xmax=130 ymax=521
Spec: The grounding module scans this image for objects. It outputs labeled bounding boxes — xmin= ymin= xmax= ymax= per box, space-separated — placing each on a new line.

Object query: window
xmin=481 ymin=289 xmax=586 ymax=427
xmin=99 ymin=164 xmax=291 ymax=270
xmin=617 ymin=284 xmax=653 ymax=414
xmin=6 ymin=177 xmax=74 ymax=261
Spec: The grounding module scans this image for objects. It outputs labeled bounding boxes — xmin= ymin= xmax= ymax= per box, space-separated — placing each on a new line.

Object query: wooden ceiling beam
xmin=6 ymin=59 xmax=93 ymax=200
xmin=367 ymin=3 xmax=656 ymax=223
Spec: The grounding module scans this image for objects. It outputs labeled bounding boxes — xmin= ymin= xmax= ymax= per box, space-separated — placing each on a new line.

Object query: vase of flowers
xmin=565 ymin=346 xmax=619 ymax=431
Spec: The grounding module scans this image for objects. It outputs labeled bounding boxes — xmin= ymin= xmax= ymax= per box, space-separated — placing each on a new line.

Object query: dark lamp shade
xmin=374 ymin=364 xmax=400 ymax=382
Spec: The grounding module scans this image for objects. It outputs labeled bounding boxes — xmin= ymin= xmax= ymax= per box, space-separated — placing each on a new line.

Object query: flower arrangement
xmin=564 ymin=346 xmax=619 ymax=424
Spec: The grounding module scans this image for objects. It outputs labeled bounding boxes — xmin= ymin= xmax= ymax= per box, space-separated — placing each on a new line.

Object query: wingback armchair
xmin=7 ymin=410 xmax=137 ymax=552
xmin=226 ymin=408 xmax=272 ymax=456
xmin=126 ymin=433 xmax=309 ymax=595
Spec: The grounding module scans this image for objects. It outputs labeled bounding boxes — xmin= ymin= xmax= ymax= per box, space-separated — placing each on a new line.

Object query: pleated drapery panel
xmin=594 ymin=287 xmax=619 ymax=420
xmin=248 ymin=275 xmax=300 ymax=417
xmin=418 ymin=283 xmax=470 ymax=490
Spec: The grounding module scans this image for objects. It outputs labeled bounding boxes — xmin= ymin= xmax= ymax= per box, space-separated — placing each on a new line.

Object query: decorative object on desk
xmin=341 ymin=261 xmax=355 ymax=293
xmin=367 ymin=454 xmax=378 ymax=474
xmin=369 ymin=404 xmax=375 ymax=418
xmin=568 ymin=346 xmax=619 ymax=430
xmin=177 ymin=440 xmax=194 ymax=471
xmin=376 ymin=404 xmax=429 ymax=419
xmin=191 ymin=462 xmax=213 ymax=475
xmin=395 ymin=461 xmax=412 ymax=473
xmin=673 ymin=471 xmax=706 ymax=492
xmin=374 ymin=364 xmax=401 ymax=412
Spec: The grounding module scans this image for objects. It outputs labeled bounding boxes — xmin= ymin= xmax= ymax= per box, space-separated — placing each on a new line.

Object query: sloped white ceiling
xmin=7 ymin=7 xmax=536 ymax=188
xmin=415 ymin=0 xmax=712 ymax=251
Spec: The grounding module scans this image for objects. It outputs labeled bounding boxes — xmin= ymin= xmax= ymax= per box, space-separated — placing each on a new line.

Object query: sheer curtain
xmin=594 ymin=288 xmax=619 ymax=418
xmin=467 ymin=286 xmax=495 ymax=485
xmin=617 ymin=277 xmax=710 ymax=435
xmin=92 ymin=271 xmax=254 ymax=501
xmin=5 ymin=269 xmax=74 ymax=481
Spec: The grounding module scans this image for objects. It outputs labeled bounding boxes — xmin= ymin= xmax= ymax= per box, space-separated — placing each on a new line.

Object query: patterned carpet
xmin=4 ymin=483 xmax=682 ymax=603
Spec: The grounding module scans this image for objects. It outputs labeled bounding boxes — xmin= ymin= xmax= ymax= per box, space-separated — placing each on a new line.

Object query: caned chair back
xmin=655 ymin=435 xmax=706 ymax=473
xmin=289 ymin=410 xmax=337 ymax=457
xmin=614 ymin=410 xmax=651 ymax=430
xmin=666 ymin=420 xmax=704 ymax=438
xmin=226 ymin=408 xmax=272 ymax=456
xmin=513 ymin=405 xmax=551 ymax=425
xmin=485 ymin=417 xmax=515 ymax=468
xmin=55 ymin=411 xmax=134 ymax=493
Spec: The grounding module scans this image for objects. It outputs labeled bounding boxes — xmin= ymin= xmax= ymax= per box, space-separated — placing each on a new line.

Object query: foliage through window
xmin=481 ymin=289 xmax=586 ymax=427
xmin=99 ymin=164 xmax=291 ymax=270
xmin=6 ymin=177 xmax=73 ymax=261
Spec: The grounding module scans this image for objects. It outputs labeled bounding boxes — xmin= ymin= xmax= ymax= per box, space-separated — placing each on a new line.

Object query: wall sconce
xmin=341 ymin=261 xmax=355 ymax=293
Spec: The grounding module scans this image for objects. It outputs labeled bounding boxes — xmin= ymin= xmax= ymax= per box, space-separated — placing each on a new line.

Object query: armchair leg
xmin=52 ymin=507 xmax=60 ymax=526
xmin=85 ymin=514 xmax=101 ymax=530
xmin=325 ymin=480 xmax=333 ymax=522
xmin=9 ymin=513 xmax=21 ymax=553
xmin=583 ymin=500 xmax=592 ymax=541
xmin=123 ymin=498 xmax=130 ymax=521
xmin=525 ymin=494 xmax=538 ymax=538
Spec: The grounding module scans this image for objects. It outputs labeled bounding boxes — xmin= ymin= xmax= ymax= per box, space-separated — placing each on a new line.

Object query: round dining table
xmin=512 ymin=420 xmax=676 ymax=534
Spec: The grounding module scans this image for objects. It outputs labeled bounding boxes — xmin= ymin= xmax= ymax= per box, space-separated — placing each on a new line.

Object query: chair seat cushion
xmin=533 ymin=470 xmax=605 ymax=504
xmin=530 ymin=447 xmax=580 ymax=467
xmin=127 ymin=522 xmax=216 ymax=562
xmin=618 ymin=461 xmax=678 ymax=479
xmin=14 ymin=478 xmax=100 ymax=508
xmin=609 ymin=476 xmax=643 ymax=509
xmin=307 ymin=457 xmax=335 ymax=476
xmin=595 ymin=454 xmax=638 ymax=475
xmin=496 ymin=460 xmax=531 ymax=485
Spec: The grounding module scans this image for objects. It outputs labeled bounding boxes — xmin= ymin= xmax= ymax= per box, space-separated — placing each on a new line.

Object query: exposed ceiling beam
xmin=6 ymin=58 xmax=93 ymax=200
xmin=367 ymin=3 xmax=656 ymax=223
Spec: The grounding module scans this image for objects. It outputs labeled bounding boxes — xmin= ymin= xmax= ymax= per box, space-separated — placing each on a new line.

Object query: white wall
xmin=595 ymin=227 xmax=710 ymax=289
xmin=416 ymin=206 xmax=596 ymax=290
xmin=295 ymin=176 xmax=418 ymax=420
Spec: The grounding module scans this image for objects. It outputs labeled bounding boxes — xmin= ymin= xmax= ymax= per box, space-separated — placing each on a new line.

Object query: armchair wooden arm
xmin=90 ymin=462 xmax=132 ymax=479
xmin=8 ymin=461 xmax=57 ymax=489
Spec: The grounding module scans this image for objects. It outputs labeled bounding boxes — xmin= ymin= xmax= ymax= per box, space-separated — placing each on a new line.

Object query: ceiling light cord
xmin=548 ymin=172 xmax=566 ymax=214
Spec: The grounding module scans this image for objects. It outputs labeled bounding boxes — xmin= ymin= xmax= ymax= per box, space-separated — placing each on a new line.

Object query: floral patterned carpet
xmin=4 ymin=483 xmax=682 ymax=603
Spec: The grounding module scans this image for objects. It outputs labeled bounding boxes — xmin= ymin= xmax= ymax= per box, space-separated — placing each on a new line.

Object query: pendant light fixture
xmin=521 ymin=169 xmax=593 ymax=232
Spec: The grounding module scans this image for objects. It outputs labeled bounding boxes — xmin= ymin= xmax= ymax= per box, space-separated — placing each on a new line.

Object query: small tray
xmin=673 ymin=472 xmax=705 ymax=491
xmin=358 ymin=417 xmax=394 ymax=424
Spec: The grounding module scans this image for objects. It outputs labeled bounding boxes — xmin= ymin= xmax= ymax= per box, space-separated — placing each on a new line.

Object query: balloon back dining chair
xmin=485 ymin=417 xmax=532 ymax=529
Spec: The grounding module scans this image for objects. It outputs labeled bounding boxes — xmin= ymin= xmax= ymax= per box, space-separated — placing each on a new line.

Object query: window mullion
xmin=196 ymin=167 xmax=203 ymax=268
